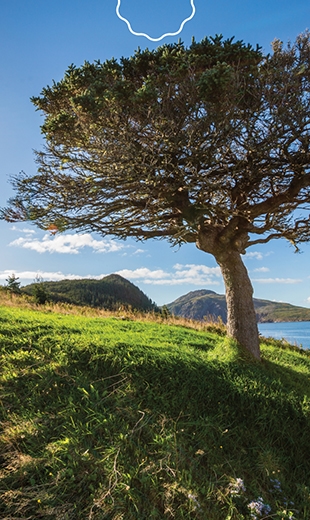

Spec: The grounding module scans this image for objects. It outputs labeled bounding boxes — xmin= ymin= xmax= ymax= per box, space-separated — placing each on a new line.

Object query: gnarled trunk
xmin=197 ymin=228 xmax=260 ymax=360
xmin=217 ymin=251 xmax=260 ymax=360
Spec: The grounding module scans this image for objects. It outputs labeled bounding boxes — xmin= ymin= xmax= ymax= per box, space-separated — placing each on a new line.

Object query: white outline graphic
xmin=116 ymin=0 xmax=196 ymax=42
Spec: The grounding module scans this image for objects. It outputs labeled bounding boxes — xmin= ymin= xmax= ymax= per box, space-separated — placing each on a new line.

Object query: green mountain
xmin=166 ymin=289 xmax=310 ymax=323
xmin=22 ymin=274 xmax=157 ymax=312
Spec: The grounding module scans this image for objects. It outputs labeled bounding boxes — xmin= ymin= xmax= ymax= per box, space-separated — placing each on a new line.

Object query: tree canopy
xmin=2 ymin=33 xmax=310 ymax=359
xmin=5 ymin=274 xmax=21 ymax=294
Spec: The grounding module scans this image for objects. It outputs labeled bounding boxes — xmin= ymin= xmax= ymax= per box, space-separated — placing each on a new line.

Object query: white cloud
xmin=253 ymin=267 xmax=270 ymax=273
xmin=9 ymin=233 xmax=123 ymax=255
xmin=245 ymin=251 xmax=264 ymax=260
xmin=0 ymin=270 xmax=106 ymax=282
xmin=116 ymin=268 xmax=170 ymax=280
xmin=252 ymin=277 xmax=302 ymax=284
xmin=11 ymin=226 xmax=36 ymax=235
xmin=132 ymin=249 xmax=145 ymax=255
xmin=116 ymin=263 xmax=221 ymax=286
xmin=0 ymin=264 xmax=220 ymax=287
xmin=307 ymin=297 xmax=310 ymax=303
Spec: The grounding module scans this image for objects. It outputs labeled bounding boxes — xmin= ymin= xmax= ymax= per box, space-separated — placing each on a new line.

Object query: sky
xmin=0 ymin=0 xmax=310 ymax=307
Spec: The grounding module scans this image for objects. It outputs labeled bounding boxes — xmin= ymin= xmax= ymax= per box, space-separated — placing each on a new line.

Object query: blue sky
xmin=0 ymin=0 xmax=310 ymax=306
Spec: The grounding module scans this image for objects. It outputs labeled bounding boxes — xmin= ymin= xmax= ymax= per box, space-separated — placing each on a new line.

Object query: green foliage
xmin=5 ymin=273 xmax=21 ymax=294
xmin=1 ymin=34 xmax=265 ymax=241
xmin=22 ymin=274 xmax=158 ymax=312
xmin=161 ymin=304 xmax=172 ymax=319
xmin=0 ymin=305 xmax=310 ymax=518
xmin=3 ymin=32 xmax=310 ymax=250
xmin=32 ymin=279 xmax=49 ymax=305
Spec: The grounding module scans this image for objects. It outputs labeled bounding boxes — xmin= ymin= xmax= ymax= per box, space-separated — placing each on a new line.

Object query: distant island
xmin=166 ymin=289 xmax=310 ymax=323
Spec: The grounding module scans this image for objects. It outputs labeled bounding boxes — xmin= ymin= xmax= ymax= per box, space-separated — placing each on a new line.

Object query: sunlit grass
xmin=0 ymin=301 xmax=309 ymax=518
xmin=0 ymin=286 xmax=226 ymax=333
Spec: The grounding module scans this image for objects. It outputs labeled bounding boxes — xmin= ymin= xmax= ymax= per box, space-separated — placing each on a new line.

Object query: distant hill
xmin=22 ymin=274 xmax=157 ymax=312
xmin=166 ymin=289 xmax=310 ymax=323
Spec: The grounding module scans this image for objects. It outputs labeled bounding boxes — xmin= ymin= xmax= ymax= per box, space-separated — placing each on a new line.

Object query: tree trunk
xmin=217 ymin=251 xmax=260 ymax=360
xmin=196 ymin=228 xmax=260 ymax=360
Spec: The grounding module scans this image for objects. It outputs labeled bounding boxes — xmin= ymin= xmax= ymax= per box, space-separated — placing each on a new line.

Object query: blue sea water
xmin=258 ymin=321 xmax=310 ymax=350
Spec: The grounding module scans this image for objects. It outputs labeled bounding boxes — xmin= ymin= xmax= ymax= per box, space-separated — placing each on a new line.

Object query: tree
xmin=32 ymin=276 xmax=49 ymax=305
xmin=2 ymin=34 xmax=310 ymax=359
xmin=161 ymin=305 xmax=172 ymax=320
xmin=5 ymin=274 xmax=21 ymax=294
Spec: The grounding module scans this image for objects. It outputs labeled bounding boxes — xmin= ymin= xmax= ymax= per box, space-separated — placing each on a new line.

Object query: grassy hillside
xmin=0 ymin=303 xmax=310 ymax=519
xmin=167 ymin=290 xmax=227 ymax=322
xmin=254 ymin=299 xmax=310 ymax=322
xmin=22 ymin=274 xmax=157 ymax=313
xmin=167 ymin=289 xmax=310 ymax=323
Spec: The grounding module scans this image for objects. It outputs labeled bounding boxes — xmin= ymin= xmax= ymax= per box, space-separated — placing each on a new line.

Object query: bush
xmin=32 ymin=279 xmax=49 ymax=305
xmin=5 ymin=274 xmax=21 ymax=294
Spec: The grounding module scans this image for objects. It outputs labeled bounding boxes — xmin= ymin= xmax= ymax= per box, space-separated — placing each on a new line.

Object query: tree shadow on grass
xmin=1 ymin=340 xmax=310 ymax=518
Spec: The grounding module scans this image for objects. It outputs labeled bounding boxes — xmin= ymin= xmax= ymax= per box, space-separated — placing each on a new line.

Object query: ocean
xmin=258 ymin=321 xmax=310 ymax=350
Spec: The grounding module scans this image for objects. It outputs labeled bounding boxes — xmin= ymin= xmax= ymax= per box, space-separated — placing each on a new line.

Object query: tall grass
xmin=0 ymin=287 xmax=226 ymax=333
xmin=0 ymin=301 xmax=309 ymax=519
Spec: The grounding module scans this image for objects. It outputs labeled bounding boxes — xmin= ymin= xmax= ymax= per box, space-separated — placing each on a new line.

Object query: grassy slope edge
xmin=0 ymin=302 xmax=310 ymax=519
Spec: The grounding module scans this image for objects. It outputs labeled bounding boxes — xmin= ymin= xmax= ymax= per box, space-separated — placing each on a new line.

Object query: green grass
xmin=0 ymin=304 xmax=310 ymax=519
